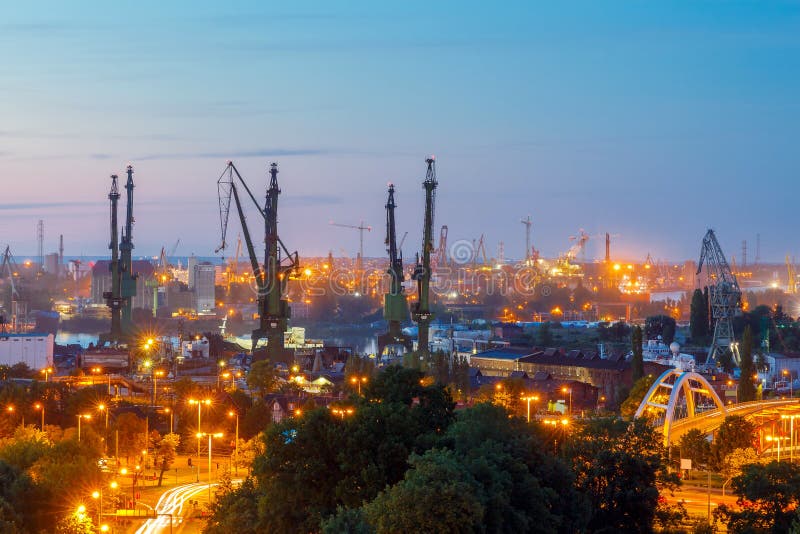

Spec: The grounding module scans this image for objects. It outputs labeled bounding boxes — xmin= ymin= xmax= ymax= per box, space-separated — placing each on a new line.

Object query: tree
xmin=537 ymin=322 xmax=554 ymax=346
xmin=361 ymin=449 xmax=484 ymax=534
xmin=690 ymin=289 xmax=710 ymax=342
xmin=112 ymin=412 xmax=146 ymax=464
xmin=156 ymin=433 xmax=179 ymax=486
xmin=621 ymin=374 xmax=656 ymax=418
xmin=246 ymin=360 xmax=277 ymax=398
xmin=716 ymin=461 xmax=800 ymax=534
xmin=678 ymin=429 xmax=710 ymax=470
xmin=567 ymin=417 xmax=678 ymax=534
xmin=645 ymin=315 xmax=677 ymax=344
xmin=712 ymin=416 xmax=757 ymax=469
xmin=721 ymin=448 xmax=762 ymax=496
xmin=631 ymin=326 xmax=644 ymax=383
xmin=738 ymin=326 xmax=757 ymax=402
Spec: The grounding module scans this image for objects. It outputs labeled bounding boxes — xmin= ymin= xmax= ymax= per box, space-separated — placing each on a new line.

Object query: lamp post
xmin=228 ymin=410 xmax=239 ymax=475
xmin=98 ymin=403 xmax=109 ymax=454
xmin=41 ymin=366 xmax=53 ymax=382
xmin=6 ymin=405 xmax=20 ymax=428
xmin=77 ymin=414 xmax=91 ymax=442
xmin=561 ymin=386 xmax=572 ymax=415
xmin=91 ymin=480 xmax=118 ymax=527
xmin=33 ymin=402 xmax=44 ymax=430
xmin=331 ymin=407 xmax=354 ymax=421
xmin=521 ymin=395 xmax=539 ymax=423
xmin=165 ymin=407 xmax=174 ymax=434
xmin=783 ymin=369 xmax=793 ymax=398
xmin=197 ymin=432 xmax=224 ymax=503
xmin=120 ymin=465 xmax=141 ymax=508
xmin=350 ymin=375 xmax=368 ymax=395
xmin=188 ymin=398 xmax=212 ymax=458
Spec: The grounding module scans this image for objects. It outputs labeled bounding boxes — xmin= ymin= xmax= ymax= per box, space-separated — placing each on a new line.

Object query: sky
xmin=1 ymin=0 xmax=798 ymax=264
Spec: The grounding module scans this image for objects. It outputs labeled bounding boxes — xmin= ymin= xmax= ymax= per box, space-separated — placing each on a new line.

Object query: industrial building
xmin=0 ymin=333 xmax=54 ymax=369
xmin=91 ymin=260 xmax=155 ymax=310
xmin=193 ymin=262 xmax=216 ymax=315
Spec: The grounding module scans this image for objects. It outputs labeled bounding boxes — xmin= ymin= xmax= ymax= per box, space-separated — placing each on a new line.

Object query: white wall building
xmin=194 ymin=262 xmax=216 ymax=315
xmin=0 ymin=333 xmax=54 ymax=369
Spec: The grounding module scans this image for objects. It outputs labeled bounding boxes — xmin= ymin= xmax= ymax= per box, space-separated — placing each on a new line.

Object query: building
xmin=469 ymin=346 xmax=670 ymax=402
xmin=0 ymin=333 xmax=54 ymax=369
xmin=187 ymin=255 xmax=198 ymax=289
xmin=91 ymin=260 xmax=155 ymax=310
xmin=193 ymin=262 xmax=216 ymax=315
xmin=44 ymin=253 xmax=60 ymax=275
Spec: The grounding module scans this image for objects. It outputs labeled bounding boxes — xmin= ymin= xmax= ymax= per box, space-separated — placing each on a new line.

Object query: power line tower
xmin=697 ymin=229 xmax=742 ymax=365
xmin=378 ymin=183 xmax=411 ymax=356
xmin=412 ymin=157 xmax=437 ymax=365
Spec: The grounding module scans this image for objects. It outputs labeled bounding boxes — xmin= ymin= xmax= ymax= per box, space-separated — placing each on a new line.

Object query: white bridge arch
xmin=635 ymin=369 xmax=727 ymax=445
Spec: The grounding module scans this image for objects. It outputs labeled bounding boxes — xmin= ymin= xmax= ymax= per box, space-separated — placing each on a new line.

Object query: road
xmin=135 ymin=482 xmax=217 ymax=534
xmin=663 ymin=484 xmax=739 ymax=520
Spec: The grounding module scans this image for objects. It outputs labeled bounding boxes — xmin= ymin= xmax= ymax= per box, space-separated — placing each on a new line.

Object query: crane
xmin=471 ymin=235 xmax=488 ymax=267
xmin=697 ymin=229 xmax=742 ymax=365
xmin=787 ymin=255 xmax=797 ymax=295
xmin=118 ymin=166 xmax=137 ymax=336
xmin=378 ymin=183 xmax=412 ymax=356
xmin=217 ymin=161 xmax=299 ymax=362
xmin=433 ymin=225 xmax=448 ymax=270
xmin=565 ymin=229 xmax=590 ymax=261
xmin=330 ymin=220 xmax=371 ymax=275
xmin=0 ymin=246 xmax=24 ymax=332
xmin=521 ymin=215 xmax=533 ymax=263
xmin=100 ymin=173 xmax=124 ymax=345
xmin=411 ymin=157 xmax=437 ymax=364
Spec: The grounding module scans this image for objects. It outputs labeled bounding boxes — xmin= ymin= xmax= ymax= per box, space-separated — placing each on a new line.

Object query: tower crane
xmin=697 ymin=229 xmax=742 ymax=365
xmin=433 ymin=225 xmax=449 ymax=270
xmin=378 ymin=183 xmax=412 ymax=356
xmin=100 ymin=173 xmax=124 ymax=345
xmin=118 ymin=166 xmax=137 ymax=336
xmin=411 ymin=157 xmax=437 ymax=364
xmin=787 ymin=255 xmax=797 ymax=295
xmin=330 ymin=220 xmax=371 ymax=284
xmin=217 ymin=161 xmax=299 ymax=362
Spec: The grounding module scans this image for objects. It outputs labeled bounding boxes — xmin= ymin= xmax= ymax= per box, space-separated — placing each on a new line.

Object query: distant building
xmin=187 ymin=255 xmax=198 ymax=289
xmin=194 ymin=262 xmax=215 ymax=315
xmin=44 ymin=253 xmax=60 ymax=275
xmin=91 ymin=260 xmax=155 ymax=310
xmin=0 ymin=333 xmax=54 ymax=369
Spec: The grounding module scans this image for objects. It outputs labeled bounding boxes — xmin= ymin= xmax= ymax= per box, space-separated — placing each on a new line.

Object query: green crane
xmin=119 ymin=165 xmax=137 ymax=336
xmin=378 ymin=183 xmax=411 ymax=356
xmin=217 ymin=162 xmax=299 ymax=363
xmin=411 ymin=157 xmax=437 ymax=364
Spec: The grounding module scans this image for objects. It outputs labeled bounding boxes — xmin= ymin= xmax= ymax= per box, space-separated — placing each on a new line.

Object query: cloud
xmin=0 ymin=201 xmax=97 ymax=210
xmin=134 ymin=149 xmax=327 ymax=161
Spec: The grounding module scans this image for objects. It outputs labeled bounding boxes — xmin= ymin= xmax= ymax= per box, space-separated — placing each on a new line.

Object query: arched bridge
xmin=636 ymin=369 xmax=800 ymax=446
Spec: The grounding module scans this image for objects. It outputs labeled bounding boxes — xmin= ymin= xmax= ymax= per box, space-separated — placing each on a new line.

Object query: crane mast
xmin=217 ymin=161 xmax=299 ymax=363
xmin=412 ymin=157 xmax=437 ymax=364
xmin=119 ymin=165 xmax=137 ymax=335
xmin=378 ymin=183 xmax=411 ymax=356
xmin=696 ymin=229 xmax=742 ymax=365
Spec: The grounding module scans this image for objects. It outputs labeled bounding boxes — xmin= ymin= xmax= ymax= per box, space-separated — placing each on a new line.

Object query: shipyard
xmin=2 ymin=2 xmax=800 ymax=533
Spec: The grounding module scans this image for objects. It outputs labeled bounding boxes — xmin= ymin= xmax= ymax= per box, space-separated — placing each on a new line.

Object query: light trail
xmin=135 ymin=482 xmax=213 ymax=534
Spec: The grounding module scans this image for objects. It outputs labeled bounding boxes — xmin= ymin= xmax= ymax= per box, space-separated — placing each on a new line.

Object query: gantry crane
xmin=378 ymin=183 xmax=412 ymax=356
xmin=411 ymin=157 xmax=437 ymax=364
xmin=217 ymin=161 xmax=299 ymax=363
xmin=697 ymin=229 xmax=742 ymax=365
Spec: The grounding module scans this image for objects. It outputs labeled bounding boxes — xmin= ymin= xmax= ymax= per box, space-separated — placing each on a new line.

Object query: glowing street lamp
xmin=228 ymin=410 xmax=239 ymax=475
xmin=349 ymin=375 xmax=368 ymax=395
xmin=561 ymin=386 xmax=573 ymax=414
xmin=77 ymin=414 xmax=91 ymax=442
xmin=520 ymin=395 xmax=539 ymax=423
xmin=152 ymin=369 xmax=165 ymax=406
xmin=188 ymin=398 xmax=212 ymax=458
xmin=33 ymin=402 xmax=44 ymax=429
xmin=41 ymin=367 xmax=53 ymax=382
xmin=331 ymin=407 xmax=354 ymax=421
xmin=164 ymin=407 xmax=174 ymax=434
xmin=196 ymin=432 xmax=224 ymax=503
xmin=783 ymin=369 xmax=794 ymax=398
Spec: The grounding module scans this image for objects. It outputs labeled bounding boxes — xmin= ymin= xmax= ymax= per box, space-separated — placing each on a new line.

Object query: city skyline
xmin=1 ymin=1 xmax=798 ymax=262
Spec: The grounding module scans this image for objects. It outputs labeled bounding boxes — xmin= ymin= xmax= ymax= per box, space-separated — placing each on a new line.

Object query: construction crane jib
xmin=696 ymin=229 xmax=742 ymax=365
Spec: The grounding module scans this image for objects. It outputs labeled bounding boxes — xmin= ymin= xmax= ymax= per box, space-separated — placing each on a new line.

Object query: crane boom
xmin=378 ymin=183 xmax=411 ymax=355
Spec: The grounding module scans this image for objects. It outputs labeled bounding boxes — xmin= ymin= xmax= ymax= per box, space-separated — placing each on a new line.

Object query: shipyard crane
xmin=471 ymin=234 xmax=488 ymax=267
xmin=217 ymin=161 xmax=299 ymax=362
xmin=118 ymin=166 xmax=137 ymax=336
xmin=697 ymin=229 xmax=742 ymax=365
xmin=330 ymin=220 xmax=371 ymax=279
xmin=0 ymin=246 xmax=25 ymax=332
xmin=565 ymin=229 xmax=590 ymax=261
xmin=521 ymin=215 xmax=533 ymax=263
xmin=378 ymin=183 xmax=412 ymax=356
xmin=787 ymin=255 xmax=797 ymax=295
xmin=411 ymin=157 xmax=437 ymax=364
xmin=433 ymin=225 xmax=449 ymax=270
xmin=100 ymin=173 xmax=124 ymax=345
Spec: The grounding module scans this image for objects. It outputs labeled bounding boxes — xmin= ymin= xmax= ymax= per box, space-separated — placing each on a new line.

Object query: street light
xmin=33 ymin=402 xmax=44 ymax=430
xmin=196 ymin=432 xmax=224 ymax=503
xmin=727 ymin=380 xmax=738 ymax=404
xmin=41 ymin=367 xmax=53 ymax=382
xmin=77 ymin=414 xmax=91 ymax=442
xmin=331 ymin=407 xmax=354 ymax=420
xmin=188 ymin=398 xmax=212 ymax=458
xmin=152 ymin=369 xmax=165 ymax=406
xmin=520 ymin=394 xmax=539 ymax=423
xmin=91 ymin=480 xmax=118 ymax=527
xmin=783 ymin=369 xmax=793 ymax=398
xmin=350 ymin=375 xmax=368 ymax=395
xmin=561 ymin=386 xmax=573 ymax=414
xmin=228 ymin=410 xmax=239 ymax=475
xmin=120 ymin=465 xmax=142 ymax=508
xmin=164 ymin=407 xmax=174 ymax=434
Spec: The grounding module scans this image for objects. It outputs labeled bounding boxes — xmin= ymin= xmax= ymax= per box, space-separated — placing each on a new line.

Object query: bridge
xmin=636 ymin=369 xmax=800 ymax=446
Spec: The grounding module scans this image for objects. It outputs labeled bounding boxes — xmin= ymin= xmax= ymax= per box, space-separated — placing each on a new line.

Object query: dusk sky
xmin=1 ymin=1 xmax=798 ymax=263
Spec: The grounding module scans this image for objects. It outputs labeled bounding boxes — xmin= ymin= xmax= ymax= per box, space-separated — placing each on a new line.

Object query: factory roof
xmin=470 ymin=347 xmax=536 ymax=361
